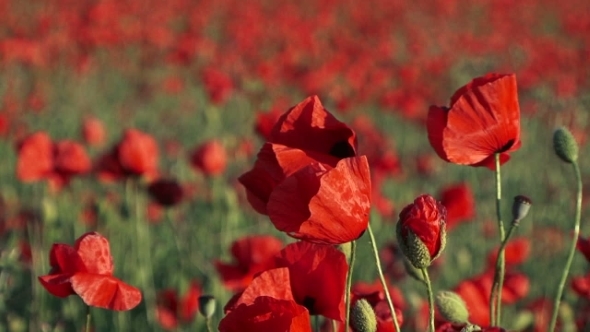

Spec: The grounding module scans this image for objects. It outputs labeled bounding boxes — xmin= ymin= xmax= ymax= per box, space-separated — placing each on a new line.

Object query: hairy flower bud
xmin=350 ymin=299 xmax=377 ymax=332
xmin=435 ymin=291 xmax=469 ymax=324
xmin=553 ymin=127 xmax=578 ymax=163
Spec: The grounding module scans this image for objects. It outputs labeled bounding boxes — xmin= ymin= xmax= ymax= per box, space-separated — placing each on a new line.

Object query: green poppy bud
xmin=435 ymin=291 xmax=469 ymax=324
xmin=553 ymin=127 xmax=578 ymax=163
xmin=350 ymin=299 xmax=377 ymax=332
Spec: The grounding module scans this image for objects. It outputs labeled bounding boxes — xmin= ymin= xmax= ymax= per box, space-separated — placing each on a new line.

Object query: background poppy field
xmin=1 ymin=0 xmax=590 ymax=331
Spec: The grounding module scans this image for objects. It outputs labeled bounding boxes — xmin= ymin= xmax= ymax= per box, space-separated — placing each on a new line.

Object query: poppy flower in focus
xmin=156 ymin=281 xmax=201 ymax=330
xmin=189 ymin=140 xmax=227 ymax=176
xmin=427 ymin=73 xmax=521 ymax=170
xmin=147 ymin=178 xmax=184 ymax=207
xmin=38 ymin=232 xmax=142 ymax=311
xmin=215 ymin=235 xmax=283 ymax=292
xmin=274 ymin=241 xmax=347 ymax=321
xmin=439 ymin=183 xmax=475 ymax=229
xmin=239 ymin=96 xmax=371 ymax=245
xmin=396 ymin=194 xmax=447 ymax=268
xmin=220 ymin=268 xmax=311 ymax=332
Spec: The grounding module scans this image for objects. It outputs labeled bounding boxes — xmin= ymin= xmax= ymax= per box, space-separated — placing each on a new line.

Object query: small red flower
xmin=189 ymin=140 xmax=227 ymax=176
xmin=427 ymin=73 xmax=521 ymax=169
xmin=397 ymin=194 xmax=446 ymax=267
xmin=38 ymin=232 xmax=142 ymax=311
xmin=16 ymin=131 xmax=53 ymax=182
xmin=239 ymin=96 xmax=371 ymax=245
xmin=117 ymin=129 xmax=159 ymax=177
xmin=439 ymin=183 xmax=475 ymax=229
xmin=156 ymin=281 xmax=201 ymax=330
xmin=215 ymin=235 xmax=283 ymax=292
xmin=53 ymin=140 xmax=92 ymax=181
xmin=82 ymin=117 xmax=106 ymax=147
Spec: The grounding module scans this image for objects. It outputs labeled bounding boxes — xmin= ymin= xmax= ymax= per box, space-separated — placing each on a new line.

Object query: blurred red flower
xmin=156 ymin=281 xmax=201 ymax=330
xmin=220 ymin=268 xmax=311 ymax=332
xmin=189 ymin=140 xmax=227 ymax=176
xmin=239 ymin=96 xmax=371 ymax=245
xmin=427 ymin=73 xmax=521 ymax=170
xmin=487 ymin=237 xmax=531 ymax=267
xmin=274 ymin=241 xmax=347 ymax=321
xmin=201 ymin=68 xmax=233 ymax=104
xmin=38 ymin=232 xmax=142 ymax=311
xmin=147 ymin=178 xmax=184 ymax=207
xmin=439 ymin=183 xmax=475 ymax=229
xmin=82 ymin=117 xmax=106 ymax=147
xmin=215 ymin=235 xmax=283 ymax=292
xmin=577 ymin=235 xmax=590 ymax=262
xmin=16 ymin=132 xmax=90 ymax=187
xmin=117 ymin=129 xmax=159 ymax=177
xmin=255 ymin=109 xmax=282 ymax=141
xmin=397 ymin=194 xmax=447 ymax=264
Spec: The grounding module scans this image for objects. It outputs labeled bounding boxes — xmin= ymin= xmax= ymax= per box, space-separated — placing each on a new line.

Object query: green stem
xmin=367 ymin=224 xmax=401 ymax=332
xmin=344 ymin=240 xmax=356 ymax=332
xmin=85 ymin=306 xmax=91 ymax=332
xmin=421 ymin=268 xmax=435 ymax=332
xmin=489 ymin=153 xmax=505 ymax=326
xmin=492 ymin=219 xmax=519 ymax=325
xmin=549 ymin=162 xmax=583 ymax=332
xmin=206 ymin=317 xmax=213 ymax=332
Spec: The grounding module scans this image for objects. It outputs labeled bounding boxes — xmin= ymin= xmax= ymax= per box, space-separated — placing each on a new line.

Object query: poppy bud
xmin=198 ymin=295 xmax=216 ymax=319
xmin=396 ymin=195 xmax=447 ymax=268
xmin=553 ymin=127 xmax=578 ymax=163
xmin=435 ymin=291 xmax=469 ymax=324
xmin=350 ymin=299 xmax=377 ymax=332
xmin=512 ymin=195 xmax=532 ymax=223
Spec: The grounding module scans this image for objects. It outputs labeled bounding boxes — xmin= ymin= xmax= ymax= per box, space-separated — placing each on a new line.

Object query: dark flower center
xmin=329 ymin=141 xmax=356 ymax=159
xmin=498 ymin=139 xmax=515 ymax=153
xmin=302 ymin=296 xmax=316 ymax=313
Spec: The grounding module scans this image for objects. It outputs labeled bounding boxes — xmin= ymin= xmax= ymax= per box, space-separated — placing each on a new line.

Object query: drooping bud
xmin=435 ymin=291 xmax=469 ymax=324
xmin=350 ymin=299 xmax=377 ymax=332
xmin=512 ymin=195 xmax=532 ymax=223
xmin=198 ymin=295 xmax=216 ymax=319
xmin=553 ymin=127 xmax=578 ymax=163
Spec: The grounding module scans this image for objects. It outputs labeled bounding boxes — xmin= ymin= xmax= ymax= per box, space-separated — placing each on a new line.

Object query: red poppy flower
xmin=274 ymin=241 xmax=347 ymax=321
xmin=16 ymin=131 xmax=53 ymax=182
xmin=147 ymin=178 xmax=184 ymax=207
xmin=439 ymin=183 xmax=475 ymax=229
xmin=38 ymin=232 xmax=142 ymax=311
xmin=53 ymin=140 xmax=92 ymax=180
xmin=427 ymin=73 xmax=521 ymax=169
xmin=220 ymin=268 xmax=311 ymax=332
xmin=82 ymin=117 xmax=106 ymax=147
xmin=156 ymin=281 xmax=201 ymax=330
xmin=239 ymin=96 xmax=371 ymax=245
xmin=117 ymin=129 xmax=159 ymax=177
xmin=487 ymin=237 xmax=531 ymax=267
xmin=397 ymin=194 xmax=447 ymax=267
xmin=215 ymin=235 xmax=283 ymax=292
xmin=189 ymin=140 xmax=227 ymax=176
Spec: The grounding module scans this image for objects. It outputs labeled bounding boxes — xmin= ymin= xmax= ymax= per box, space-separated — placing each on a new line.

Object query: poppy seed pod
xmin=396 ymin=195 xmax=447 ymax=268
xmin=553 ymin=127 xmax=578 ymax=164
xmin=351 ymin=299 xmax=377 ymax=332
xmin=435 ymin=291 xmax=469 ymax=324
xmin=512 ymin=195 xmax=532 ymax=222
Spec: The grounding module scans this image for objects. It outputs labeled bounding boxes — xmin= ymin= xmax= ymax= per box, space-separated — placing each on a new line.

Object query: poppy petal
xmin=267 ymin=156 xmax=371 ymax=244
xmin=74 ymin=232 xmax=114 ymax=275
xmin=49 ymin=243 xmax=86 ymax=273
xmin=38 ymin=274 xmax=75 ymax=297
xmin=70 ymin=273 xmax=142 ymax=311
xmin=270 ymin=95 xmax=357 ymax=158
xmin=234 ymin=267 xmax=295 ymax=308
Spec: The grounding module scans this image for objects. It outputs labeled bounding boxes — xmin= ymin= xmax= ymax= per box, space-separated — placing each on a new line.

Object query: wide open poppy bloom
xmin=156 ymin=281 xmax=201 ymax=330
xmin=396 ymin=194 xmax=446 ymax=268
xmin=274 ymin=241 xmax=347 ymax=321
xmin=427 ymin=73 xmax=521 ymax=169
xmin=239 ymin=96 xmax=371 ymax=245
xmin=38 ymin=232 xmax=142 ymax=311
xmin=215 ymin=235 xmax=283 ymax=292
xmin=220 ymin=268 xmax=311 ymax=332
